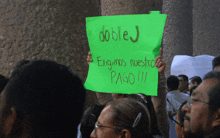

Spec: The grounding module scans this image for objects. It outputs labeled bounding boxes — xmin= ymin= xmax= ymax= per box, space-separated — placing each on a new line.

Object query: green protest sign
xmin=84 ymin=11 xmax=167 ymax=96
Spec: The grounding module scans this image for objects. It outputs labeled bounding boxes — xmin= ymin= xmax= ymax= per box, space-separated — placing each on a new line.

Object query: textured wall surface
xmin=101 ymin=0 xmax=162 ymax=15
xmin=163 ymin=0 xmax=193 ymax=76
xmin=0 ymin=0 xmax=100 ymax=107
xmin=193 ymin=0 xmax=220 ymax=56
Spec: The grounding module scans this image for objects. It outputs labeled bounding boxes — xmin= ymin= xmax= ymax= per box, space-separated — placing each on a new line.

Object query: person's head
xmin=189 ymin=85 xmax=198 ymax=96
xmin=189 ymin=76 xmax=202 ymax=90
xmin=112 ymin=93 xmax=150 ymax=104
xmin=112 ymin=93 xmax=127 ymax=100
xmin=212 ymin=54 xmax=220 ymax=71
xmin=90 ymin=98 xmax=152 ymax=138
xmin=0 ymin=60 xmax=86 ymax=138
xmin=182 ymin=70 xmax=220 ymax=138
xmin=175 ymin=101 xmax=187 ymax=138
xmin=167 ymin=75 xmax=179 ymax=91
xmin=14 ymin=60 xmax=30 ymax=68
xmin=80 ymin=104 xmax=105 ymax=138
xmin=0 ymin=75 xmax=9 ymax=93
xmin=178 ymin=74 xmax=189 ymax=92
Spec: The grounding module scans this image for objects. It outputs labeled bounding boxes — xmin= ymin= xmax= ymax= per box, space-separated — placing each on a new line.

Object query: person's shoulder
xmin=180 ymin=92 xmax=189 ymax=96
xmin=180 ymin=92 xmax=189 ymax=99
xmin=166 ymin=92 xmax=171 ymax=96
xmin=166 ymin=92 xmax=175 ymax=100
xmin=185 ymin=91 xmax=190 ymax=95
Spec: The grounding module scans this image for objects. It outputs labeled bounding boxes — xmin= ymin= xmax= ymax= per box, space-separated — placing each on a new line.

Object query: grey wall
xmin=193 ymin=0 xmax=220 ymax=56
xmin=163 ymin=0 xmax=193 ymax=77
xmin=0 ymin=0 xmax=100 ymax=107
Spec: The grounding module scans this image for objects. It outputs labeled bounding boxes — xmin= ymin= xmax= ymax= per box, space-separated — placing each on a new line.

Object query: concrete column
xmin=96 ymin=0 xmax=162 ymax=104
xmin=163 ymin=0 xmax=193 ymax=76
xmin=193 ymin=0 xmax=220 ymax=56
xmin=101 ymin=0 xmax=162 ymax=15
xmin=0 ymin=0 xmax=100 ymax=107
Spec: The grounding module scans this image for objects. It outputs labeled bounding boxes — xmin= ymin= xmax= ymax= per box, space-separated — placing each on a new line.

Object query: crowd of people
xmin=83 ymin=51 xmax=220 ymax=138
xmin=0 ymin=51 xmax=219 ymax=138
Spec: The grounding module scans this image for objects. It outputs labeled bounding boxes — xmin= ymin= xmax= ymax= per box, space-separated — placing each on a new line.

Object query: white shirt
xmin=184 ymin=91 xmax=190 ymax=95
xmin=77 ymin=123 xmax=82 ymax=138
xmin=166 ymin=90 xmax=189 ymax=138
xmin=166 ymin=90 xmax=189 ymax=112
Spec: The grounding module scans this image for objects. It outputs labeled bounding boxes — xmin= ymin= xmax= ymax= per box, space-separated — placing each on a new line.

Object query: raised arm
xmin=86 ymin=51 xmax=113 ymax=105
xmin=86 ymin=51 xmax=92 ymax=65
xmin=152 ymin=48 xmax=169 ymax=138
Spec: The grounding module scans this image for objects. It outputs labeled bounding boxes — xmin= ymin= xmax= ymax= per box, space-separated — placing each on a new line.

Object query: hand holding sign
xmin=85 ymin=11 xmax=167 ymax=96
xmin=155 ymin=48 xmax=166 ymax=75
xmin=87 ymin=51 xmax=92 ymax=65
xmin=87 ymin=48 xmax=166 ymax=74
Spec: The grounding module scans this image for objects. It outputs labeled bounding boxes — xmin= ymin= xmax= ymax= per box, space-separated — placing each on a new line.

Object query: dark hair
xmin=80 ymin=104 xmax=105 ymax=138
xmin=190 ymin=76 xmax=202 ymax=85
xmin=0 ymin=75 xmax=9 ymax=93
xmin=190 ymin=86 xmax=198 ymax=96
xmin=178 ymin=101 xmax=187 ymax=127
xmin=0 ymin=74 xmax=6 ymax=79
xmin=212 ymin=54 xmax=220 ymax=70
xmin=4 ymin=60 xmax=86 ymax=137
xmin=167 ymin=75 xmax=179 ymax=91
xmin=117 ymin=93 xmax=128 ymax=98
xmin=203 ymin=70 xmax=220 ymax=112
xmin=178 ymin=74 xmax=188 ymax=82
xmin=14 ymin=60 xmax=31 ymax=68
xmin=106 ymin=98 xmax=152 ymax=138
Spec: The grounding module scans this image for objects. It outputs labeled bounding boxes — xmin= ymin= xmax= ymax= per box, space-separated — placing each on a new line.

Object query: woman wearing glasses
xmin=87 ymin=48 xmax=169 ymax=138
xmin=90 ymin=98 xmax=153 ymax=138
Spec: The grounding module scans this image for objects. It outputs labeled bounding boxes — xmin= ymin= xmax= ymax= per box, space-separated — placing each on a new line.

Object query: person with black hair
xmin=0 ymin=60 xmax=86 ymax=138
xmin=0 ymin=74 xmax=9 ymax=93
xmin=189 ymin=85 xmax=198 ymax=96
xmin=212 ymin=54 xmax=220 ymax=70
xmin=87 ymin=48 xmax=170 ymax=138
xmin=188 ymin=76 xmax=202 ymax=90
xmin=182 ymin=70 xmax=220 ymax=138
xmin=14 ymin=59 xmax=30 ymax=68
xmin=166 ymin=75 xmax=189 ymax=138
xmin=80 ymin=104 xmax=105 ymax=138
xmin=178 ymin=74 xmax=190 ymax=95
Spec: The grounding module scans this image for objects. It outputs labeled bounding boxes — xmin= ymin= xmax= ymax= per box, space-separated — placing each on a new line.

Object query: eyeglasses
xmin=94 ymin=121 xmax=122 ymax=136
xmin=187 ymin=97 xmax=209 ymax=108
xmin=168 ymin=112 xmax=182 ymax=127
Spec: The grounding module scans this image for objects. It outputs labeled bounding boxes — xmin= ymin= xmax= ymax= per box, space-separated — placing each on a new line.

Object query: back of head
xmin=203 ymin=70 xmax=220 ymax=112
xmin=212 ymin=54 xmax=220 ymax=70
xmin=0 ymin=75 xmax=9 ymax=93
xmin=14 ymin=60 xmax=30 ymax=68
xmin=5 ymin=60 xmax=86 ymax=138
xmin=190 ymin=76 xmax=202 ymax=85
xmin=167 ymin=75 xmax=179 ymax=91
xmin=190 ymin=85 xmax=198 ymax=96
xmin=178 ymin=74 xmax=188 ymax=82
xmin=80 ymin=104 xmax=105 ymax=138
xmin=107 ymin=98 xmax=152 ymax=138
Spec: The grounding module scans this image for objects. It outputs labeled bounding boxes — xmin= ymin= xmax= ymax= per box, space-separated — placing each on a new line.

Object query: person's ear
xmin=120 ymin=129 xmax=131 ymax=138
xmin=4 ymin=107 xmax=17 ymax=136
xmin=212 ymin=109 xmax=220 ymax=128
